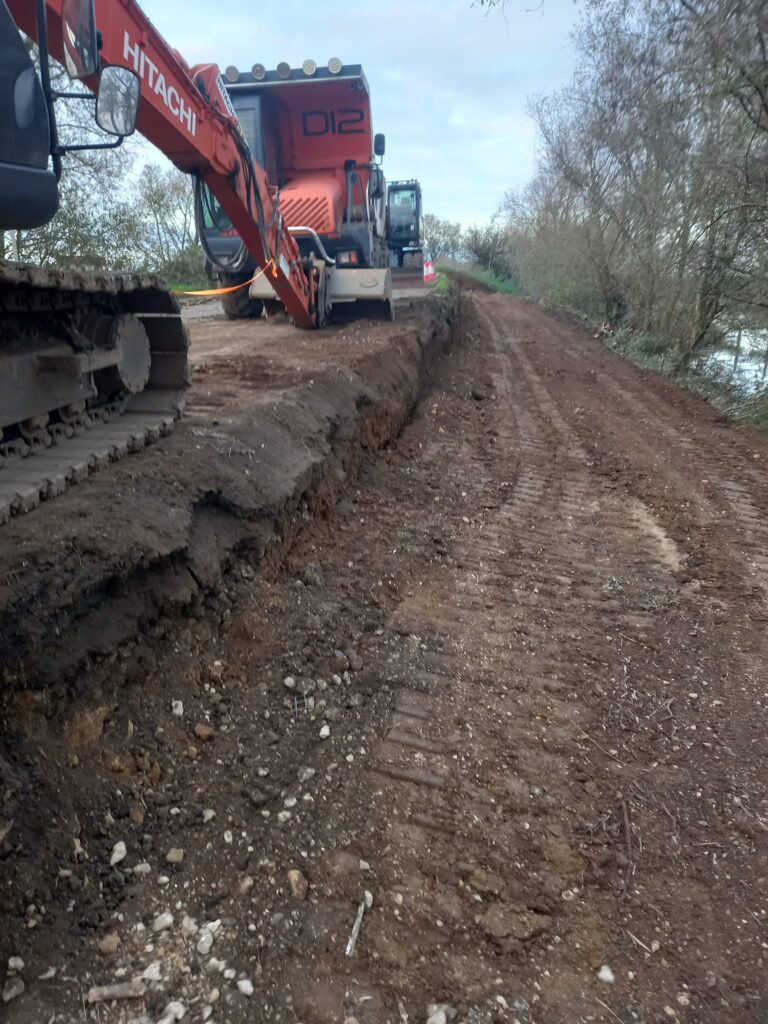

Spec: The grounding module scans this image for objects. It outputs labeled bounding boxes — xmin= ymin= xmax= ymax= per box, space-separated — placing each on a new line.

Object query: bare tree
xmin=135 ymin=163 xmax=198 ymax=274
xmin=422 ymin=214 xmax=464 ymax=262
xmin=509 ymin=0 xmax=768 ymax=358
xmin=462 ymin=214 xmax=511 ymax=277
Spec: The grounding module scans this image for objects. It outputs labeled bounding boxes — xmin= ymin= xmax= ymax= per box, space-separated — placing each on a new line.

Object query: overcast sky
xmin=138 ymin=0 xmax=580 ymax=225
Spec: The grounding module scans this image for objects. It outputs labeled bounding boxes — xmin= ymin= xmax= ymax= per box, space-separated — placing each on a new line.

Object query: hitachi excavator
xmin=198 ymin=59 xmax=394 ymax=322
xmin=0 ymin=0 xmax=393 ymax=524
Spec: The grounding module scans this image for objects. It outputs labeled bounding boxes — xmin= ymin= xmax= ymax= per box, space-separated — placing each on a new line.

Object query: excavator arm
xmin=8 ymin=0 xmax=320 ymax=328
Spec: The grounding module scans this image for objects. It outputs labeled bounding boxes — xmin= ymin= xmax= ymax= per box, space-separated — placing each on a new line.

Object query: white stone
xmin=153 ymin=912 xmax=174 ymax=933
xmin=2 ymin=978 xmax=25 ymax=1003
xmin=237 ymin=979 xmax=254 ymax=997
xmin=171 ymin=700 xmax=184 ymax=717
xmin=7 ymin=957 xmax=24 ymax=973
xmin=133 ymin=862 xmax=151 ymax=876
xmin=202 ymin=809 xmax=216 ymax=823
xmin=163 ymin=1000 xmax=187 ymax=1020
xmin=142 ymin=961 xmax=163 ymax=981
xmin=426 ymin=1006 xmax=456 ymax=1024
xmin=181 ymin=915 xmax=198 ymax=938
xmin=196 ymin=931 xmax=214 ymax=956
xmin=598 ymin=965 xmax=615 ymax=984
xmin=319 ymin=725 xmax=331 ymax=739
xmin=109 ymin=841 xmax=127 ymax=866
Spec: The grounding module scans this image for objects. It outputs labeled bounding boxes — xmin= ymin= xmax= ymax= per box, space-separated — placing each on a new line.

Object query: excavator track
xmin=0 ymin=260 xmax=189 ymax=524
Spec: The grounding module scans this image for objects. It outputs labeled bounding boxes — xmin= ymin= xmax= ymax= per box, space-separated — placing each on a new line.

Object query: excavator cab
xmin=386 ymin=180 xmax=423 ymax=268
xmin=386 ymin=181 xmax=422 ymax=249
xmin=0 ymin=0 xmax=138 ymax=232
xmin=0 ymin=1 xmax=59 ymax=229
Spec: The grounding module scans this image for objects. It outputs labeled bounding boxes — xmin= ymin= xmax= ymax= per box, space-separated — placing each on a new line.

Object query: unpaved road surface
xmin=2 ymin=291 xmax=768 ymax=1023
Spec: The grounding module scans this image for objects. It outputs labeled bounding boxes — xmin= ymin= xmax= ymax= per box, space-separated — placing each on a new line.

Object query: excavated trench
xmin=0 ymin=294 xmax=457 ymax=689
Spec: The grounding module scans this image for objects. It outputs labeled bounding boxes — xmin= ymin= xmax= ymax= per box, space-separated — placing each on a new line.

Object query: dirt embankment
xmin=0 ymin=297 xmax=455 ymax=690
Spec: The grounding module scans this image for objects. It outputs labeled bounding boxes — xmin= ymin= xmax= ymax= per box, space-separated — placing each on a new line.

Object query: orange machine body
xmin=229 ymin=68 xmax=374 ymax=238
xmin=205 ymin=63 xmax=388 ymax=276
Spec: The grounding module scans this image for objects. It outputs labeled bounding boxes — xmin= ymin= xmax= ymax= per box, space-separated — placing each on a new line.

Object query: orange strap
xmin=174 ymin=260 xmax=276 ymax=297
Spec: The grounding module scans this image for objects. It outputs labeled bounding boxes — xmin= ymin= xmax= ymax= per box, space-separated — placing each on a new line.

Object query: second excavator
xmin=199 ymin=59 xmax=395 ymax=322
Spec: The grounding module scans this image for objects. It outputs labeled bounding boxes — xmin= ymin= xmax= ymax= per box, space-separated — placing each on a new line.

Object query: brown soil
xmin=2 ymin=292 xmax=768 ymax=1024
xmin=0 ymin=299 xmax=452 ymax=687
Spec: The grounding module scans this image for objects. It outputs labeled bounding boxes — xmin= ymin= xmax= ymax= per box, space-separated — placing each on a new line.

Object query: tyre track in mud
xmin=510 ymin=302 xmax=768 ymax=600
xmin=279 ymin=296 xmax=709 ymax=1023
xmin=2 ymin=291 xmax=768 ymax=1023
xmin=267 ymin=294 xmax=768 ymax=1023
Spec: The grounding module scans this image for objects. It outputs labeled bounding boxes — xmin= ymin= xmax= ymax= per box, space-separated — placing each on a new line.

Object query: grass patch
xmin=606 ymin=328 xmax=672 ymax=372
xmin=465 ymin=266 xmax=525 ymax=295
xmin=168 ymin=279 xmax=210 ymax=294
xmin=437 ymin=263 xmax=525 ymax=296
xmin=436 ymin=270 xmax=452 ymax=294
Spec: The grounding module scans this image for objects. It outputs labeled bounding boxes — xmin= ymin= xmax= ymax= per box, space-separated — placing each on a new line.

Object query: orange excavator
xmin=199 ymin=60 xmax=394 ymax=323
xmin=0 ymin=0 xmax=392 ymax=522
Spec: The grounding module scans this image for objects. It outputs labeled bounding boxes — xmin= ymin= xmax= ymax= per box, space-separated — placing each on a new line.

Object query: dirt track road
xmin=2 ymin=291 xmax=768 ymax=1023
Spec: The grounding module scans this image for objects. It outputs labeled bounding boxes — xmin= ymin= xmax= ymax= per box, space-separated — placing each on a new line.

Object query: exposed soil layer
xmin=0 ymin=298 xmax=453 ymax=688
xmin=2 ymin=292 xmax=768 ymax=1024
